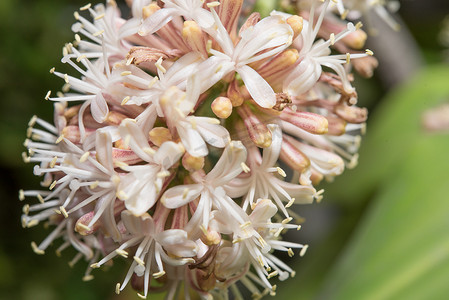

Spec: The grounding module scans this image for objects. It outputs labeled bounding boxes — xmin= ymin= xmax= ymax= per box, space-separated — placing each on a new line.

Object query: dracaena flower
xmin=21 ymin=0 xmax=375 ymax=298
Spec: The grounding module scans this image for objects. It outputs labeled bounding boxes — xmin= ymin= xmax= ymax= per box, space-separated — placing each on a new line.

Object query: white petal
xmin=191 ymin=117 xmax=230 ymax=148
xmin=237 ymin=65 xmax=276 ymax=108
xmin=161 ymin=184 xmax=203 ymax=209
xmin=121 ymin=210 xmax=155 ymax=236
xmin=176 ymin=123 xmax=208 ymax=157
xmin=154 ymin=141 xmax=185 ymax=169
xmin=261 ymin=124 xmax=282 ymax=168
xmin=95 ymin=130 xmax=114 ymax=172
xmin=91 ymin=93 xmax=109 ymax=123
xmin=138 ymin=8 xmax=177 ymax=35
xmin=206 ymin=141 xmax=247 ymax=186
xmin=119 ymin=119 xmax=154 ymax=162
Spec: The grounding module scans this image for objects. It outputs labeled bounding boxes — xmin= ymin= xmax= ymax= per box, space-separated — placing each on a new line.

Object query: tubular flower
xmin=21 ymin=0 xmax=376 ymax=298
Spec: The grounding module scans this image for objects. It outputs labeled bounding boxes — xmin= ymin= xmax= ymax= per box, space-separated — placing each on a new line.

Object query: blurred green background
xmin=1 ymin=0 xmax=449 ymax=299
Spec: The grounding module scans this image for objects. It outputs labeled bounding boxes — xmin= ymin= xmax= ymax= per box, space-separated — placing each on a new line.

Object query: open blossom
xmin=21 ymin=0 xmax=376 ymax=298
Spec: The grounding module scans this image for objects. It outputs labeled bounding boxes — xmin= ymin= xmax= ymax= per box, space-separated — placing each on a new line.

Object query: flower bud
xmin=237 ymin=104 xmax=272 ymax=148
xmin=211 ymin=97 xmax=233 ymax=119
xmin=149 ymin=127 xmax=172 ymax=147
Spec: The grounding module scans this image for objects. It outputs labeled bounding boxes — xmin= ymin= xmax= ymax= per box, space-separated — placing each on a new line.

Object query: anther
xmin=299 ymin=244 xmax=309 ymax=257
xmin=121 ymin=96 xmax=130 ymax=105
xmin=115 ymin=283 xmax=121 ymax=294
xmin=134 ymin=256 xmax=145 ymax=266
xmin=153 ymin=271 xmax=165 ymax=278
xmin=241 ymin=162 xmax=251 ymax=173
xmin=116 ymin=249 xmax=129 ymax=258
xmin=49 ymin=180 xmax=57 ymax=190
xmin=19 ymin=189 xmax=25 ymax=201
xmin=207 ymin=1 xmax=220 ymax=7
xmin=80 ymin=3 xmax=91 ymax=10
xmin=60 ymin=206 xmax=69 ymax=218
xmin=267 ymin=270 xmax=279 ymax=279
xmin=31 ymin=241 xmax=45 ymax=255
xmin=155 ymin=57 xmax=166 ymax=73
xmin=79 ymin=151 xmax=90 ymax=163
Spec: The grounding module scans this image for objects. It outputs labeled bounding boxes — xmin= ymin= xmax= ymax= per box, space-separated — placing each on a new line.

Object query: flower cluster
xmin=21 ymin=0 xmax=376 ymax=298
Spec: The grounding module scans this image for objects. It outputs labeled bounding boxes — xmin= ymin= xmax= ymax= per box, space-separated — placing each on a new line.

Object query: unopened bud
xmin=335 ymin=105 xmax=368 ymax=123
xmin=287 ymin=15 xmax=303 ymax=40
xmin=142 ymin=3 xmax=160 ymax=19
xmin=280 ymin=136 xmax=310 ymax=173
xmin=281 ymin=109 xmax=328 ymax=134
xmin=258 ymin=49 xmax=299 ymax=80
xmin=342 ymin=29 xmax=368 ymax=50
xmin=182 ymin=152 xmax=205 ymax=172
xmin=326 ymin=116 xmax=347 ymax=136
xmin=237 ymin=104 xmax=272 ymax=148
xmin=227 ymin=80 xmax=245 ymax=107
xmin=211 ymin=97 xmax=233 ymax=119
xmin=149 ymin=127 xmax=172 ymax=147
xmin=182 ymin=21 xmax=208 ymax=57
xmin=105 ymin=111 xmax=128 ymax=126
xmin=352 ymin=55 xmax=379 ymax=78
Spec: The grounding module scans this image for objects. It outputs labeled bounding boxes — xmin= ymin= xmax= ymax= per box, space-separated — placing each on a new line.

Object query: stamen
xmin=80 ymin=3 xmax=91 ymax=10
xmin=121 ymin=71 xmax=132 ymax=76
xmin=299 ymin=244 xmax=309 ymax=257
xmin=121 ymin=96 xmax=130 ymax=105
xmin=241 ymin=162 xmax=251 ymax=173
xmin=285 ymin=197 xmax=295 ymax=208
xmin=116 ymin=249 xmax=129 ymax=258
xmin=276 ymin=167 xmax=287 ymax=177
xmin=79 ymin=151 xmax=90 ymax=163
xmin=134 ymin=256 xmax=145 ymax=266
xmin=365 ymin=49 xmax=374 ymax=56
xmin=267 ymin=270 xmax=279 ymax=279
xmin=153 ymin=270 xmax=165 ymax=278
xmin=82 ymin=275 xmax=94 ymax=281
xmin=60 ymin=206 xmax=69 ymax=218
xmin=19 ymin=189 xmax=25 ymax=201
xmin=207 ymin=1 xmax=220 ymax=7
xmin=115 ymin=283 xmax=120 ymax=294
xmin=287 ymin=248 xmax=294 ymax=257
xmin=93 ymin=30 xmax=105 ymax=37
xmin=31 ymin=241 xmax=45 ymax=255
xmin=155 ymin=57 xmax=166 ymax=73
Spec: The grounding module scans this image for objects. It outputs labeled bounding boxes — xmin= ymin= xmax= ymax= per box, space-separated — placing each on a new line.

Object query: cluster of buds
xmin=20 ymin=0 xmax=378 ymax=298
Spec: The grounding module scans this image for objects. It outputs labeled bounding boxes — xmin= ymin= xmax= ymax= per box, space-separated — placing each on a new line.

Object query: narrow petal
xmin=237 ymin=65 xmax=276 ymax=108
xmin=161 ymin=184 xmax=202 ymax=209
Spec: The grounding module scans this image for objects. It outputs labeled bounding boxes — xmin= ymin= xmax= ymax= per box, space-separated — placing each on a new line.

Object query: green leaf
xmin=318 ymin=129 xmax=449 ymax=300
xmin=326 ymin=65 xmax=449 ymax=203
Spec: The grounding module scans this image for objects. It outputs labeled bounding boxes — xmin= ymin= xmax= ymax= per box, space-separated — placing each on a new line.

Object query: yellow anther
xmin=285 ymin=197 xmax=295 ymax=208
xmin=55 ymin=134 xmax=65 ymax=144
xmin=240 ymin=221 xmax=252 ymax=229
xmin=27 ymin=219 xmax=39 ymax=228
xmin=45 ymin=90 xmax=52 ymax=100
xmin=19 ymin=189 xmax=25 ymax=201
xmin=49 ymin=180 xmax=57 ymax=190
xmin=121 ymin=96 xmax=130 ymax=105
xmin=115 ymin=283 xmax=121 ymax=294
xmin=31 ymin=241 xmax=45 ymax=255
xmin=276 ymin=167 xmax=286 ymax=177
xmin=207 ymin=1 xmax=220 ymax=7
xmin=64 ymin=74 xmax=70 ymax=84
xmin=153 ymin=270 xmax=166 ymax=278
xmin=155 ymin=57 xmax=166 ymax=73
xmin=116 ymin=249 xmax=129 ymax=258
xmin=82 ymin=275 xmax=94 ymax=281
xmin=93 ymin=30 xmax=105 ymax=37
xmin=346 ymin=53 xmax=351 ymax=64
xmin=76 ymin=54 xmax=87 ymax=62
xmin=80 ymin=3 xmax=91 ymax=10
xmin=134 ymin=256 xmax=145 ymax=266
xmin=37 ymin=194 xmax=44 ymax=204
xmin=89 ymin=181 xmax=99 ymax=189
xmin=90 ymin=263 xmax=100 ymax=269
xmin=143 ymin=147 xmax=156 ymax=155
xmin=121 ymin=71 xmax=132 ymax=76
xmin=148 ymin=76 xmax=158 ymax=88
xmin=23 ymin=204 xmax=30 ymax=215
xmin=94 ymin=13 xmax=105 ymax=20
xmin=49 ymin=67 xmax=55 ymax=73
xmin=60 ymin=206 xmax=69 ymax=218
xmin=282 ymin=217 xmax=293 ymax=224
xmin=79 ymin=151 xmax=90 ymax=163
xmin=267 ymin=270 xmax=279 ymax=279
xmin=365 ymin=49 xmax=374 ymax=56
xmin=330 ymin=33 xmax=335 ymax=45
xmin=299 ymin=244 xmax=309 ymax=257
xmin=241 ymin=162 xmax=251 ymax=173
xmin=287 ymin=248 xmax=294 ymax=257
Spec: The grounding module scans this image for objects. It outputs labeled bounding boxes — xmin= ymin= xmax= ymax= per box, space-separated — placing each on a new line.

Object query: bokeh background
xmin=1 ymin=0 xmax=449 ymax=299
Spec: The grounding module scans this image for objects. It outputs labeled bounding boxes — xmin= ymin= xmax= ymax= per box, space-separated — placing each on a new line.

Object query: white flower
xmin=161 ymin=141 xmax=247 ymax=238
xmin=194 ymin=12 xmax=293 ymax=108
xmin=92 ymin=209 xmax=197 ymax=299
xmin=226 ymin=124 xmax=318 ymax=216
xmin=138 ymin=0 xmax=215 ymax=35
xmin=284 ymin=0 xmax=366 ymax=96
xmin=117 ymin=119 xmax=185 ymax=216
